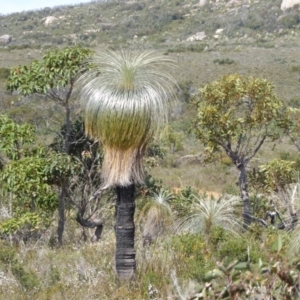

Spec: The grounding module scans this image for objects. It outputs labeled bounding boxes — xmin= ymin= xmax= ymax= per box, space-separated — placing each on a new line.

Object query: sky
xmin=0 ymin=0 xmax=93 ymax=15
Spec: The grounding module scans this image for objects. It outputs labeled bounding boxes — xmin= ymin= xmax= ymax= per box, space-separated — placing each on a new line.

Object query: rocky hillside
xmin=0 ymin=0 xmax=300 ymax=50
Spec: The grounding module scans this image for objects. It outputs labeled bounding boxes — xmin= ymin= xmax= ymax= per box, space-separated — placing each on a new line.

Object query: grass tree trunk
xmin=115 ymin=184 xmax=136 ymax=280
xmin=238 ymin=163 xmax=252 ymax=229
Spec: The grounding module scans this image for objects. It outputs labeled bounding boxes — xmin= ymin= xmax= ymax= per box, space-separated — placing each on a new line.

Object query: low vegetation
xmin=1 ymin=0 xmax=300 ymax=298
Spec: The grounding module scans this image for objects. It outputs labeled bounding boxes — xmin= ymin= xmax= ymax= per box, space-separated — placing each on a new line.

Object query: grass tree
xmin=174 ymin=194 xmax=242 ymax=238
xmin=138 ymin=190 xmax=174 ymax=247
xmin=79 ymin=49 xmax=176 ymax=280
xmin=193 ymin=74 xmax=283 ymax=228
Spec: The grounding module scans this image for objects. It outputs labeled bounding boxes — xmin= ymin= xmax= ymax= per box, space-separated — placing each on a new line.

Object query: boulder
xmin=199 ymin=0 xmax=208 ymax=6
xmin=281 ymin=0 xmax=300 ymax=9
xmin=225 ymin=0 xmax=241 ymax=7
xmin=42 ymin=16 xmax=58 ymax=26
xmin=186 ymin=31 xmax=206 ymax=41
xmin=0 ymin=35 xmax=12 ymax=44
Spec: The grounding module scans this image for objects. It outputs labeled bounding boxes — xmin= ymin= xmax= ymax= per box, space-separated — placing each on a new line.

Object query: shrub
xmin=171 ymin=233 xmax=207 ymax=280
xmin=0 ymin=242 xmax=39 ymax=291
xmin=0 ymin=67 xmax=10 ymax=79
xmin=216 ymin=235 xmax=261 ymax=263
xmin=213 ymin=58 xmax=235 ymax=65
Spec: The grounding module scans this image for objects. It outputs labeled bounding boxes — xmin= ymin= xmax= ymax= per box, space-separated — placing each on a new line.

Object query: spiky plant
xmin=139 ymin=190 xmax=174 ymax=246
xmin=174 ymin=194 xmax=242 ymax=237
xmin=79 ymin=49 xmax=176 ymax=188
xmin=79 ymin=49 xmax=176 ymax=280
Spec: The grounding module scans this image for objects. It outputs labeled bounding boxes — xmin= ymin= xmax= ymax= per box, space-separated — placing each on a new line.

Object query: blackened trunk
xmin=238 ymin=164 xmax=252 ymax=229
xmin=57 ymin=181 xmax=67 ymax=246
xmin=115 ymin=184 xmax=136 ymax=280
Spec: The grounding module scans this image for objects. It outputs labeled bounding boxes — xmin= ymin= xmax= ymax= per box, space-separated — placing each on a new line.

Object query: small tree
xmin=0 ymin=116 xmax=78 ymax=240
xmin=6 ymin=46 xmax=92 ymax=245
xmin=193 ymin=74 xmax=283 ymax=228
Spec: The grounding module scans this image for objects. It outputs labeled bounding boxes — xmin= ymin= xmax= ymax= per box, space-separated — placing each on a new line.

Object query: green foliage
xmin=12 ymin=262 xmax=40 ymax=291
xmin=193 ymin=74 xmax=282 ymax=162
xmin=216 ymin=235 xmax=261 ymax=263
xmin=177 ymin=80 xmax=193 ymax=103
xmin=144 ymin=141 xmax=166 ymax=168
xmin=277 ymin=12 xmax=300 ymax=29
xmin=139 ymin=173 xmax=163 ymax=197
xmin=249 ymin=158 xmax=296 ymax=193
xmin=0 ymin=116 xmax=81 ymax=235
xmin=0 ymin=243 xmax=16 ymax=264
xmin=291 ymin=65 xmax=300 ymax=73
xmin=0 ymin=115 xmax=35 ymax=161
xmin=208 ymin=226 xmax=228 ymax=248
xmin=0 ymin=67 xmax=10 ymax=80
xmin=0 ymin=150 xmax=79 ymax=234
xmin=279 ymin=106 xmax=300 ymax=153
xmin=0 ymin=213 xmax=48 ymax=235
xmin=165 ymin=44 xmax=206 ymax=54
xmin=161 ymin=125 xmax=184 ymax=153
xmin=190 ymin=233 xmax=300 ymax=299
xmin=6 ymin=46 xmax=92 ymax=96
xmin=170 ymin=186 xmax=195 ymax=218
xmin=0 ymin=242 xmax=39 ymax=291
xmin=171 ymin=233 xmax=206 ymax=280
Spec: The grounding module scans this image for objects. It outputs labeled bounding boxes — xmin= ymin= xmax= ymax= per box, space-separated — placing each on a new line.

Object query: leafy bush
xmin=171 ymin=233 xmax=206 ymax=280
xmin=165 ymin=44 xmax=206 ymax=54
xmin=12 ymin=262 xmax=40 ymax=291
xmin=278 ymin=12 xmax=300 ymax=29
xmin=0 ymin=242 xmax=39 ymax=291
xmin=170 ymin=186 xmax=195 ymax=218
xmin=0 ymin=67 xmax=10 ymax=79
xmin=213 ymin=58 xmax=235 ymax=65
xmin=216 ymin=235 xmax=261 ymax=263
xmin=291 ymin=65 xmax=300 ymax=73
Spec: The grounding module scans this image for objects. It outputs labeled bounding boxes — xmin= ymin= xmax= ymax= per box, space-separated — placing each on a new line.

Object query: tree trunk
xmin=115 ymin=184 xmax=136 ymax=281
xmin=65 ymin=100 xmax=71 ymax=155
xmin=57 ymin=181 xmax=67 ymax=246
xmin=57 ymin=99 xmax=71 ymax=246
xmin=238 ymin=163 xmax=252 ymax=229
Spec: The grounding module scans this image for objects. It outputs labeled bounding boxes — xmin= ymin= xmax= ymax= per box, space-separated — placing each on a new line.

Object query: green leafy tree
xmin=79 ymin=49 xmax=176 ymax=280
xmin=0 ymin=150 xmax=78 ymax=237
xmin=6 ymin=46 xmax=92 ymax=154
xmin=193 ymin=74 xmax=283 ymax=228
xmin=6 ymin=46 xmax=92 ymax=245
xmin=0 ymin=116 xmax=79 ymax=239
